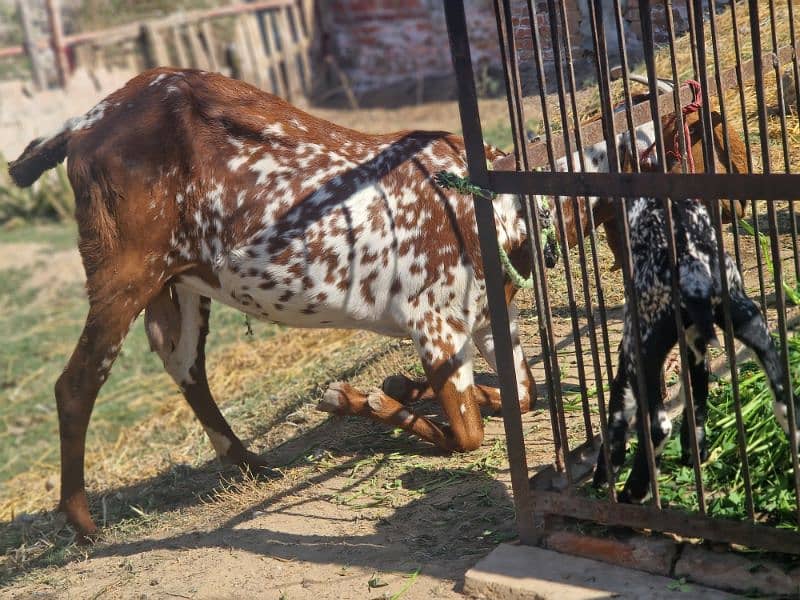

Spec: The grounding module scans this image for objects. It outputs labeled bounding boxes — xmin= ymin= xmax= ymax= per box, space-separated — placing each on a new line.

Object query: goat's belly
xmin=175 ymin=267 xmax=409 ymax=338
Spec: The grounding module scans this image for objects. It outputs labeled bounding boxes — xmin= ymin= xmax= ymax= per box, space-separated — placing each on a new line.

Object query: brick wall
xmin=323 ymin=0 xmax=690 ymax=100
xmin=323 ymin=0 xmax=500 ymax=96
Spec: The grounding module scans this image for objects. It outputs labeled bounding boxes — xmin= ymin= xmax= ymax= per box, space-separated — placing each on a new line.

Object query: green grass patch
xmin=0 ymin=222 xmax=79 ymax=250
xmin=594 ymin=333 xmax=800 ymax=529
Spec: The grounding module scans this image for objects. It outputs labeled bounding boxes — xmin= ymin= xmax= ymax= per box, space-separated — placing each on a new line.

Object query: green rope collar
xmin=434 ymin=170 xmax=558 ymax=290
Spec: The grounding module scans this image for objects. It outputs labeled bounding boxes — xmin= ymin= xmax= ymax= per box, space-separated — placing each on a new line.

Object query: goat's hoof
xmin=381 ymin=374 xmax=412 ymax=402
xmin=381 ymin=375 xmax=414 ymax=404
xmin=591 ymin=468 xmax=607 ymax=488
xmin=317 ymin=382 xmax=347 ymax=413
xmin=237 ymin=451 xmax=280 ymax=479
xmin=681 ymin=447 xmax=708 ymax=467
xmin=381 ymin=374 xmax=431 ymax=404
xmin=617 ymin=489 xmax=646 ymax=504
xmin=59 ymin=503 xmax=98 ymax=544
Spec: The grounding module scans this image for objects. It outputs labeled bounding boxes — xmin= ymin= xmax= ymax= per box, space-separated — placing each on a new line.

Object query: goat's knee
xmin=652 ymin=408 xmax=672 ymax=455
xmin=450 ymin=426 xmax=484 ymax=453
xmin=440 ymin=384 xmax=484 ymax=453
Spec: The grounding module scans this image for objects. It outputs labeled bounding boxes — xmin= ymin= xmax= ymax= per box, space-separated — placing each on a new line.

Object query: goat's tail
xmin=683 ymin=295 xmax=720 ymax=351
xmin=8 ymin=128 xmax=71 ymax=188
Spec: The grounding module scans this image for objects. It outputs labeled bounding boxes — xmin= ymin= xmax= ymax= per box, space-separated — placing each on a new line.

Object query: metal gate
xmin=444 ymin=0 xmax=800 ymax=553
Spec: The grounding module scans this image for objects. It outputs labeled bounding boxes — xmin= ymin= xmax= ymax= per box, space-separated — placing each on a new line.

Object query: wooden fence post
xmin=231 ymin=17 xmax=257 ymax=83
xmin=44 ymin=0 xmax=69 ymax=87
xmin=141 ymin=23 xmax=170 ymax=67
xmin=18 ymin=0 xmax=47 ymax=89
xmin=187 ymin=23 xmax=212 ymax=70
xmin=171 ymin=25 xmax=190 ymax=67
xmin=199 ymin=20 xmax=221 ymax=72
xmin=259 ymin=11 xmax=285 ymax=97
xmin=277 ymin=6 xmax=303 ymax=102
xmin=289 ymin=3 xmax=312 ymax=95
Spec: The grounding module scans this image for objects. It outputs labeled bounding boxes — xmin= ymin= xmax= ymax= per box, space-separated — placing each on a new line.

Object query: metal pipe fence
xmin=445 ymin=0 xmax=800 ymax=554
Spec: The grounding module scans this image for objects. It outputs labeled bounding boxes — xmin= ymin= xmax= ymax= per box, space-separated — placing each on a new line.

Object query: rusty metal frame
xmin=445 ymin=0 xmax=800 ymax=554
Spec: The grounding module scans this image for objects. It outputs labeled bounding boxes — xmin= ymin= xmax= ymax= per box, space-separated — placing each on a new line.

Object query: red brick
xmin=544 ymin=530 xmax=678 ymax=576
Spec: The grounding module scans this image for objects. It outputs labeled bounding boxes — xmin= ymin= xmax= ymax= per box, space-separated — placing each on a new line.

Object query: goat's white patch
xmin=263 ymin=123 xmax=285 ymax=138
xmin=774 ymin=401 xmax=790 ymax=435
xmin=149 ymin=73 xmax=168 ymax=87
xmin=396 ymin=409 xmax=413 ymax=425
xmin=155 ymin=285 xmax=202 ymax=386
xmin=623 ymin=385 xmax=637 ymax=426
xmin=66 ymin=101 xmax=109 ymax=132
xmin=204 ymin=427 xmax=233 ymax=457
xmin=655 ymin=409 xmax=672 ymax=453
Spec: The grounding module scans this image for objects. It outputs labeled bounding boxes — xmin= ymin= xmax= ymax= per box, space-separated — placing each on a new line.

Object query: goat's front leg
xmin=145 ymin=285 xmax=272 ymax=474
xmin=382 ymin=302 xmax=536 ymax=414
xmin=620 ymin=355 xmax=673 ymax=504
xmin=319 ymin=327 xmax=485 ymax=452
xmin=680 ymin=326 xmax=710 ymax=466
xmin=724 ymin=290 xmax=800 ymax=446
xmin=471 ymin=300 xmax=537 ymax=414
xmin=593 ymin=352 xmax=636 ymax=487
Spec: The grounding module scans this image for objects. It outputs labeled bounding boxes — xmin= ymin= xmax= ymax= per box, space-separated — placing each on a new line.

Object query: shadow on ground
xmin=0 ymin=380 xmax=525 ymax=591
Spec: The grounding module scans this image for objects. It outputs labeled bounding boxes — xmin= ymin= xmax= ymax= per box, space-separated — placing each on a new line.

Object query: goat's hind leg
xmin=56 ymin=271 xmax=156 ymax=537
xmin=680 ymin=328 xmax=709 ymax=466
xmin=471 ymin=308 xmax=537 ymax=414
xmin=146 ymin=285 xmax=273 ymax=474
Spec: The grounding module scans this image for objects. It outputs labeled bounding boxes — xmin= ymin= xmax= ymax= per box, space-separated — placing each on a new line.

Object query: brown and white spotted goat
xmin=9 ymin=68 xmax=539 ymax=537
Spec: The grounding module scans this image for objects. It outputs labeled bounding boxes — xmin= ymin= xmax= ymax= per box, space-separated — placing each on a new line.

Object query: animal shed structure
xmin=444 ymin=0 xmax=800 ymax=555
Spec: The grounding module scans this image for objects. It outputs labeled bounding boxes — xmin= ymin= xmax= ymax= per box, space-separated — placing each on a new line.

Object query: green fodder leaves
xmin=604 ymin=334 xmax=800 ymax=528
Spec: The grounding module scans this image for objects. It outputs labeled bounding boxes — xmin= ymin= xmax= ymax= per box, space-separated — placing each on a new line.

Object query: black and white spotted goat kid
xmin=592 ymin=196 xmax=800 ymax=503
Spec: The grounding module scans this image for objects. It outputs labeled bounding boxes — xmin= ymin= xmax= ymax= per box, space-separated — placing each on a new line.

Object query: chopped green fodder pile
xmin=592 ymin=333 xmax=800 ymax=530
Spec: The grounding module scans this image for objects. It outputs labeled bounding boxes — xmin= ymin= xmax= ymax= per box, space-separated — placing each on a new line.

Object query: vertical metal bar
xmin=523 ymin=0 xmax=574 ymax=482
xmin=593 ymin=0 xmax=660 ymax=507
xmin=748 ymin=0 xmax=800 ymax=526
xmin=767 ymin=0 xmax=792 ymax=176
xmin=610 ymin=0 xmax=641 ymax=176
xmin=492 ymin=0 xmax=565 ymax=482
xmin=45 ymin=0 xmax=69 ymax=87
xmin=707 ymin=0 xmax=744 ymax=274
xmin=664 ymin=1 xmax=690 ymax=176
xmin=730 ymin=0 xmax=768 ymax=317
xmin=767 ymin=0 xmax=800 ymax=284
xmin=642 ymin=0 xmax=707 ymax=513
xmin=786 ymin=0 xmax=800 ymax=293
xmin=544 ymin=0 xmax=594 ymax=446
xmin=443 ymin=0 xmax=537 ymax=543
xmin=684 ymin=0 xmax=701 ymax=79
xmin=692 ymin=0 xmax=756 ymax=521
xmin=555 ymin=0 xmax=618 ymax=497
xmin=492 ymin=0 xmax=565 ymax=480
